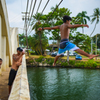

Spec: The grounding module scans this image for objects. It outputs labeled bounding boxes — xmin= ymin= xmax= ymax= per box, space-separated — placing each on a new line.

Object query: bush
xmin=69 ymin=60 xmax=75 ymax=66
xmin=46 ymin=58 xmax=54 ymax=66
xmin=75 ymin=62 xmax=84 ymax=67
xmin=29 ymin=59 xmax=34 ymax=63
xmin=29 ymin=50 xmax=35 ymax=55
xmin=56 ymin=60 xmax=61 ymax=64
xmin=35 ymin=56 xmax=44 ymax=62
xmin=61 ymin=61 xmax=68 ymax=66
xmin=84 ymin=60 xmax=97 ymax=68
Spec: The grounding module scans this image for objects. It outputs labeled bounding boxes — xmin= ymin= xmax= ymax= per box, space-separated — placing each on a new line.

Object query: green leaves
xmin=91 ymin=8 xmax=100 ymax=24
xmin=69 ymin=32 xmax=91 ymax=53
xmin=76 ymin=11 xmax=90 ymax=34
xmin=19 ymin=33 xmax=26 ymax=47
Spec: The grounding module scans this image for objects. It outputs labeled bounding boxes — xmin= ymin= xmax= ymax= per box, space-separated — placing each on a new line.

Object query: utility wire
xmin=27 ymin=0 xmax=43 ymax=35
xmin=28 ymin=0 xmax=50 ymax=35
xmin=37 ymin=0 xmax=50 ymax=20
xmin=27 ymin=0 xmax=37 ymax=32
xmin=28 ymin=0 xmax=63 ymax=35
xmin=10 ymin=14 xmax=21 ymax=22
xmin=36 ymin=0 xmax=42 ymax=14
xmin=23 ymin=0 xmax=29 ymax=32
xmin=42 ymin=0 xmax=63 ymax=27
xmin=24 ymin=0 xmax=29 ymax=27
xmin=29 ymin=0 xmax=33 ymax=15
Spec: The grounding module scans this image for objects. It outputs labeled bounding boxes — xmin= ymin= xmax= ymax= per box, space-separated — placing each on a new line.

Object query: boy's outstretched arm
xmin=67 ymin=24 xmax=89 ymax=28
xmin=38 ymin=26 xmax=60 ymax=31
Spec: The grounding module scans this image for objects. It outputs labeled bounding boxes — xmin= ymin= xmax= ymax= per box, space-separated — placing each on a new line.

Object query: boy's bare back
xmin=60 ymin=23 xmax=70 ymax=40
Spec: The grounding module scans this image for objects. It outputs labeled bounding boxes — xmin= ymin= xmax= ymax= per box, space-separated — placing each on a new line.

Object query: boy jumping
xmin=38 ymin=15 xmax=99 ymax=66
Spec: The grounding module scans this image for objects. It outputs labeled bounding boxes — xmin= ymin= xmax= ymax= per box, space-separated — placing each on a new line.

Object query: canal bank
xmin=0 ymin=67 xmax=10 ymax=100
xmin=26 ymin=57 xmax=100 ymax=69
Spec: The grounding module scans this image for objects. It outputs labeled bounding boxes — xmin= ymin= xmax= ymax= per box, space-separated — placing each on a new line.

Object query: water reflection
xmin=27 ymin=67 xmax=100 ymax=100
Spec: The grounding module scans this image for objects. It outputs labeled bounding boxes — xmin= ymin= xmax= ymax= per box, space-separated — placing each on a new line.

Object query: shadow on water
xmin=27 ymin=67 xmax=100 ymax=100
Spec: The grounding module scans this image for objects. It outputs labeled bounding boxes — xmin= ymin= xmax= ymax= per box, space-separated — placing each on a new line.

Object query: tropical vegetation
xmin=19 ymin=7 xmax=100 ymax=55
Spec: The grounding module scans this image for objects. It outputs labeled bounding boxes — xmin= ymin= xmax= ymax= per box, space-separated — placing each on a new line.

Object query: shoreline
xmin=26 ymin=56 xmax=100 ymax=70
xmin=27 ymin=65 xmax=100 ymax=69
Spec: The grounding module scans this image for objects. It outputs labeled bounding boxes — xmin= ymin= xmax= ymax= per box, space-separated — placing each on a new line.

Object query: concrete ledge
xmin=8 ymin=55 xmax=30 ymax=100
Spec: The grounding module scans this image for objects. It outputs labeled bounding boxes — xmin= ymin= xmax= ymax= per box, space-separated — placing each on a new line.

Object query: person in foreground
xmin=8 ymin=47 xmax=25 ymax=95
xmin=38 ymin=15 xmax=99 ymax=66
xmin=0 ymin=58 xmax=3 ymax=69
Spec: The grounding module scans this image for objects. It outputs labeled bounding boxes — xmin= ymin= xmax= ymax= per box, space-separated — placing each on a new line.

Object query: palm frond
xmin=91 ymin=17 xmax=96 ymax=24
xmin=96 ymin=18 xmax=99 ymax=24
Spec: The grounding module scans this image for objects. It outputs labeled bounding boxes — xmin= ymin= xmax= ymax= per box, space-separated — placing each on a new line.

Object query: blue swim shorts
xmin=57 ymin=39 xmax=79 ymax=55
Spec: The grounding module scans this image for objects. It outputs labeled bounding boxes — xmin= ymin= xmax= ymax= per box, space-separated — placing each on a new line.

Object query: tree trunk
xmin=96 ymin=34 xmax=97 ymax=60
xmin=90 ymin=20 xmax=97 ymax=54
xmin=91 ymin=37 xmax=93 ymax=54
xmin=39 ymin=33 xmax=43 ymax=55
xmin=96 ymin=34 xmax=97 ymax=55
xmin=90 ymin=21 xmax=97 ymax=37
xmin=25 ymin=22 xmax=29 ymax=56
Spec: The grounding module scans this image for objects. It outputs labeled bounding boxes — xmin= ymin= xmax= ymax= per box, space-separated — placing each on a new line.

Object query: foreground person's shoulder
xmin=12 ymin=54 xmax=16 ymax=57
xmin=13 ymin=54 xmax=16 ymax=56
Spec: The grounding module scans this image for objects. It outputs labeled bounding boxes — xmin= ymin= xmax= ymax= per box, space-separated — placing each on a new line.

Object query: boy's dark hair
xmin=63 ymin=15 xmax=72 ymax=23
xmin=17 ymin=47 xmax=23 ymax=52
xmin=0 ymin=58 xmax=2 ymax=61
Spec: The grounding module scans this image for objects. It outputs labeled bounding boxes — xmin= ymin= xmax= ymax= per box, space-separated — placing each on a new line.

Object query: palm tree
xmin=31 ymin=13 xmax=43 ymax=55
xmin=90 ymin=8 xmax=100 ymax=36
xmin=32 ymin=21 xmax=43 ymax=55
xmin=31 ymin=34 xmax=48 ymax=55
xmin=90 ymin=8 xmax=100 ymax=54
xmin=19 ymin=33 xmax=26 ymax=47
xmin=31 ymin=13 xmax=48 ymax=55
xmin=77 ymin=11 xmax=90 ymax=34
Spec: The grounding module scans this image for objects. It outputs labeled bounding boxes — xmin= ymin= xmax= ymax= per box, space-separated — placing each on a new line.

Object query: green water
xmin=27 ymin=67 xmax=100 ymax=100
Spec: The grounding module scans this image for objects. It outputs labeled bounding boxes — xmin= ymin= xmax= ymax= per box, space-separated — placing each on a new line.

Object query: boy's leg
xmin=8 ymin=69 xmax=17 ymax=95
xmin=75 ymin=49 xmax=99 ymax=59
xmin=9 ymin=86 xmax=12 ymax=95
xmin=53 ymin=55 xmax=61 ymax=66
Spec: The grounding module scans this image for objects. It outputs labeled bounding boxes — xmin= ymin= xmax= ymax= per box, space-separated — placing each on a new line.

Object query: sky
xmin=5 ymin=0 xmax=100 ymax=44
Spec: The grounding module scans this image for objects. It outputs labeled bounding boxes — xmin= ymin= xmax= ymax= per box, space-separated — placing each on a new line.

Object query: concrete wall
xmin=8 ymin=55 xmax=30 ymax=100
xmin=0 ymin=0 xmax=19 ymax=74
xmin=10 ymin=27 xmax=19 ymax=54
